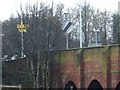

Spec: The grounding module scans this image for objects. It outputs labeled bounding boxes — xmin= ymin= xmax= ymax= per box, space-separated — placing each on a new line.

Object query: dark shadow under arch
xmin=64 ymin=80 xmax=77 ymax=90
xmin=88 ymin=79 xmax=103 ymax=90
xmin=115 ymin=81 xmax=120 ymax=90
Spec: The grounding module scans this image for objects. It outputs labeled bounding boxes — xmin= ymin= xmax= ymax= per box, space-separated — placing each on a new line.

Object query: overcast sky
xmin=0 ymin=0 xmax=120 ymax=21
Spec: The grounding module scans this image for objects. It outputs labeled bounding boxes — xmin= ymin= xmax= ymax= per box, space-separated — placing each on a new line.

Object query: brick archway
xmin=88 ymin=79 xmax=103 ymax=90
xmin=115 ymin=81 xmax=120 ymax=90
xmin=64 ymin=80 xmax=77 ymax=90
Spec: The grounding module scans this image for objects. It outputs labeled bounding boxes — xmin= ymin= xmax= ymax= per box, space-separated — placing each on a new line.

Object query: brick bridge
xmin=50 ymin=45 xmax=120 ymax=89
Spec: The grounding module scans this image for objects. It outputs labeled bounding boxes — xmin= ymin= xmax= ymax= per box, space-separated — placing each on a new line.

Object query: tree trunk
xmin=36 ymin=59 xmax=40 ymax=88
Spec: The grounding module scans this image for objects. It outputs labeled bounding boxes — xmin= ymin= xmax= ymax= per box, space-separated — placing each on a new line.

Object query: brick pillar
xmin=79 ymin=49 xmax=85 ymax=89
xmin=103 ymin=46 xmax=111 ymax=89
xmin=118 ymin=46 xmax=120 ymax=82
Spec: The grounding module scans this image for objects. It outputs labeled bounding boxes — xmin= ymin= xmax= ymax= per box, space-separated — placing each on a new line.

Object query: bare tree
xmin=18 ymin=3 xmax=66 ymax=88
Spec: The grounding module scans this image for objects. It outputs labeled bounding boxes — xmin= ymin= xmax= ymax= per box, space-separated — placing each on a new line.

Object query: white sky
xmin=0 ymin=0 xmax=120 ymax=21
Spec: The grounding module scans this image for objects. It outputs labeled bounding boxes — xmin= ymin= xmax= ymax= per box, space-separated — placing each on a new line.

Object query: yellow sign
xmin=18 ymin=29 xmax=27 ymax=32
xmin=17 ymin=24 xmax=29 ymax=29
xmin=17 ymin=24 xmax=29 ymax=32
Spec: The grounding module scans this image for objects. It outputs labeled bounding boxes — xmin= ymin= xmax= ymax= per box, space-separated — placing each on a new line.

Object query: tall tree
xmin=112 ymin=13 xmax=120 ymax=44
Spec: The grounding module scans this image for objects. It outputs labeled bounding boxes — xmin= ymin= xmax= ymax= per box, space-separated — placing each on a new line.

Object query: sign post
xmin=17 ymin=23 xmax=29 ymax=58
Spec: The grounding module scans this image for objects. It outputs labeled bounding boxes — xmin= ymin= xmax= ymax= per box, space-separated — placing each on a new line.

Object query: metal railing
xmin=0 ymin=84 xmax=22 ymax=90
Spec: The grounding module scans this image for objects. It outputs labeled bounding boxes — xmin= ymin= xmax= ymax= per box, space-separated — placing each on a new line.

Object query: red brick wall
xmin=50 ymin=45 xmax=120 ymax=88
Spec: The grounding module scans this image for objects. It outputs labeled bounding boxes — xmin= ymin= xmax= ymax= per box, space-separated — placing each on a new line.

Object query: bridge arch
xmin=88 ymin=79 xmax=103 ymax=90
xmin=115 ymin=81 xmax=120 ymax=90
xmin=64 ymin=80 xmax=77 ymax=90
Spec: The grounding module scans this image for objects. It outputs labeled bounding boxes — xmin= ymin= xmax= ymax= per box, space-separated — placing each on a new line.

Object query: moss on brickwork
xmin=54 ymin=52 xmax=60 ymax=63
xmin=111 ymin=46 xmax=119 ymax=59
xmin=53 ymin=49 xmax=80 ymax=66
xmin=102 ymin=45 xmax=110 ymax=52
xmin=53 ymin=45 xmax=119 ymax=73
xmin=60 ymin=50 xmax=73 ymax=64
xmin=100 ymin=55 xmax=107 ymax=73
xmin=84 ymin=48 xmax=103 ymax=62
xmin=76 ymin=49 xmax=83 ymax=65
xmin=101 ymin=46 xmax=110 ymax=73
xmin=60 ymin=51 xmax=68 ymax=64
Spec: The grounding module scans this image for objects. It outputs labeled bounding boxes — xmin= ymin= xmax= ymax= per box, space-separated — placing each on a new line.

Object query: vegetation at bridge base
xmin=2 ymin=60 xmax=33 ymax=88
